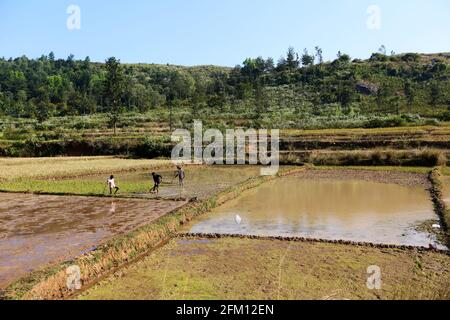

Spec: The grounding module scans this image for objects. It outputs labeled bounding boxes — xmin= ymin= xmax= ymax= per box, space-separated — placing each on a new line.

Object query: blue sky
xmin=0 ymin=0 xmax=449 ymax=66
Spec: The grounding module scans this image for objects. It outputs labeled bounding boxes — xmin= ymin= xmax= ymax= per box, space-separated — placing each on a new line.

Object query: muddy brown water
xmin=0 ymin=193 xmax=186 ymax=289
xmin=188 ymin=176 xmax=445 ymax=249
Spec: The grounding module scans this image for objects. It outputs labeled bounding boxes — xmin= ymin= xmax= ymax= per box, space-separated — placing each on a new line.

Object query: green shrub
xmin=133 ymin=137 xmax=172 ymax=158
xmin=363 ymin=116 xmax=405 ymax=128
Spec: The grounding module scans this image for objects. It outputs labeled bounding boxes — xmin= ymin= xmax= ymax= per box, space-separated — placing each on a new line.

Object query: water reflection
xmin=190 ymin=177 xmax=443 ymax=248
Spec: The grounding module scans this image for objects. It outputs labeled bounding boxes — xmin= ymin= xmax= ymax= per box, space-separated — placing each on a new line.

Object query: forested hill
xmin=0 ymin=49 xmax=449 ymax=125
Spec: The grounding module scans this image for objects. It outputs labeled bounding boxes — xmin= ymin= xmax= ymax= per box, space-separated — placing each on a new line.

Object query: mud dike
xmin=179 ymin=233 xmax=449 ymax=255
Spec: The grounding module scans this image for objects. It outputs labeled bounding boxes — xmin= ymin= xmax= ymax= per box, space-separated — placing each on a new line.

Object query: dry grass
xmin=281 ymin=123 xmax=450 ymax=137
xmin=304 ymin=149 xmax=447 ymax=167
xmin=0 ymin=156 xmax=172 ymax=180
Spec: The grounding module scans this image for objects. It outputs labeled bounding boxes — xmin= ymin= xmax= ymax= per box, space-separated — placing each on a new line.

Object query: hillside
xmin=0 ymin=50 xmax=448 ymax=125
xmin=1 ymin=50 xmax=450 ymax=158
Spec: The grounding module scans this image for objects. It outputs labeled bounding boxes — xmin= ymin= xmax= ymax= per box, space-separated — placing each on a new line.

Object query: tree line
xmin=0 ymin=47 xmax=448 ymax=122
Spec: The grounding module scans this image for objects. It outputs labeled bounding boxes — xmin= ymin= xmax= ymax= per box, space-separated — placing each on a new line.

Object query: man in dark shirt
xmin=150 ymin=172 xmax=163 ymax=194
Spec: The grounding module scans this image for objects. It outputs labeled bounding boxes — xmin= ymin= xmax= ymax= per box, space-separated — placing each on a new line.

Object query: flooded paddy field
xmin=187 ymin=170 xmax=444 ymax=248
xmin=78 ymin=237 xmax=450 ymax=300
xmin=0 ymin=165 xmax=261 ymax=200
xmin=108 ymin=165 xmax=262 ymax=200
xmin=0 ymin=193 xmax=186 ymax=289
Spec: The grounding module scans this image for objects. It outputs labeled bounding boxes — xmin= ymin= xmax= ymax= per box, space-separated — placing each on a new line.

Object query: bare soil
xmin=300 ymin=169 xmax=431 ymax=188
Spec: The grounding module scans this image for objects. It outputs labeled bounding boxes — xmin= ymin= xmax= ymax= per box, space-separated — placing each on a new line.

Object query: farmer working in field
xmin=174 ymin=165 xmax=185 ymax=187
xmin=107 ymin=175 xmax=120 ymax=196
xmin=150 ymin=172 xmax=163 ymax=194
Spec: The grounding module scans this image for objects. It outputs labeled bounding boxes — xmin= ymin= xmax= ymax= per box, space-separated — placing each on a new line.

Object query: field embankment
xmin=428 ymin=168 xmax=450 ymax=245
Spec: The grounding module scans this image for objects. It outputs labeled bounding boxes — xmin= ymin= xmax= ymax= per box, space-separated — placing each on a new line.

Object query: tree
xmin=301 ymin=49 xmax=314 ymax=67
xmin=286 ymin=47 xmax=299 ymax=70
xmin=430 ymin=81 xmax=441 ymax=108
xmin=314 ymin=46 xmax=323 ymax=65
xmin=333 ymin=52 xmax=351 ymax=68
xmin=390 ymin=96 xmax=401 ymax=115
xmin=376 ymin=83 xmax=391 ymax=111
xmin=403 ymin=80 xmax=415 ymax=110
xmin=265 ymin=57 xmax=275 ymax=72
xmin=103 ymin=57 xmax=125 ymax=135
xmin=276 ymin=56 xmax=287 ymax=71
xmin=36 ymin=100 xmax=50 ymax=122
xmin=337 ymin=80 xmax=355 ymax=112
xmin=47 ymin=75 xmax=65 ymax=103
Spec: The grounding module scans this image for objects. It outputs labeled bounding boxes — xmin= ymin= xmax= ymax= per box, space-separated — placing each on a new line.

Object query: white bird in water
xmin=235 ymin=214 xmax=242 ymax=225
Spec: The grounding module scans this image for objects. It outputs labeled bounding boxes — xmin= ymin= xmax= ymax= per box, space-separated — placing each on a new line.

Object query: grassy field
xmin=0 ymin=156 xmax=172 ymax=180
xmin=0 ymin=158 xmax=262 ymax=198
xmin=78 ymin=237 xmax=450 ymax=300
xmin=0 ymin=166 xmax=262 ymax=198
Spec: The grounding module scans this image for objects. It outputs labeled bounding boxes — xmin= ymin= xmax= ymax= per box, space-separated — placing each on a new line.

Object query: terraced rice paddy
xmin=0 ymin=193 xmax=187 ymax=289
xmin=1 ymin=159 xmax=448 ymax=300
xmin=0 ymin=165 xmax=261 ymax=199
xmin=0 ymin=163 xmax=261 ymax=290
xmin=75 ymin=167 xmax=449 ymax=300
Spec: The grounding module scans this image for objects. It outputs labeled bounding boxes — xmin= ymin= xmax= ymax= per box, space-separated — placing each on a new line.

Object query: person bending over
xmin=150 ymin=172 xmax=163 ymax=194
